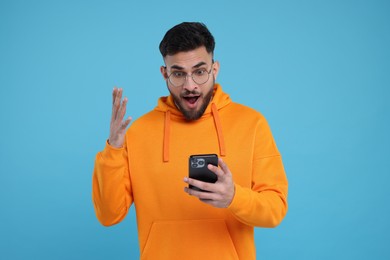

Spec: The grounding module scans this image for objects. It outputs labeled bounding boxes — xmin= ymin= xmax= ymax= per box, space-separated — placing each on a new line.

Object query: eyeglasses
xmin=166 ymin=66 xmax=213 ymax=87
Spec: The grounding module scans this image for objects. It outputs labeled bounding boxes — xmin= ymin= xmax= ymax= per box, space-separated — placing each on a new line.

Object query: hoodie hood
xmin=154 ymin=84 xmax=231 ymax=162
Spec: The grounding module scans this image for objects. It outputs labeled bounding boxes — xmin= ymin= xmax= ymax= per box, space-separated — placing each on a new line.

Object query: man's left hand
xmin=184 ymin=158 xmax=235 ymax=208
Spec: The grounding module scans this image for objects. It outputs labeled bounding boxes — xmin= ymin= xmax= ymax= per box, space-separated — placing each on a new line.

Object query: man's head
xmin=160 ymin=22 xmax=220 ymax=121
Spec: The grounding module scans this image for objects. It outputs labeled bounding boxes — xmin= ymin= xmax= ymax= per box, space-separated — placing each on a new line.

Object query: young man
xmin=92 ymin=22 xmax=288 ymax=259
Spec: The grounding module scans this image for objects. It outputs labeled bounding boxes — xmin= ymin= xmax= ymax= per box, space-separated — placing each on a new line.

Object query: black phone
xmin=188 ymin=154 xmax=218 ymax=191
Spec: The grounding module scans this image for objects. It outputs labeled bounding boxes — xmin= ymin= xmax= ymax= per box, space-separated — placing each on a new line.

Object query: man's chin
xmin=181 ymin=108 xmax=203 ymax=121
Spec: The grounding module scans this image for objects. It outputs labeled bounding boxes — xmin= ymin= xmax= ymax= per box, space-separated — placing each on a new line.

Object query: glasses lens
xmin=168 ymin=71 xmax=186 ymax=87
xmin=169 ymin=76 xmax=184 ymax=87
xmin=192 ymin=69 xmax=210 ymax=85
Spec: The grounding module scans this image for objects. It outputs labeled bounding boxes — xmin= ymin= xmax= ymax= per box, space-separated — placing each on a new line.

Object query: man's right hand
xmin=108 ymin=87 xmax=132 ymax=148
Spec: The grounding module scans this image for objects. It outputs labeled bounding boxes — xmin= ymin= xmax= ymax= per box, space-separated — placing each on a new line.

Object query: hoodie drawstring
xmin=211 ymin=103 xmax=226 ymax=157
xmin=163 ymin=110 xmax=171 ymax=162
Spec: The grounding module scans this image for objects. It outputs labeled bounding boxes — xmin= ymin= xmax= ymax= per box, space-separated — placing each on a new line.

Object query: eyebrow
xmin=170 ymin=62 xmax=207 ymax=70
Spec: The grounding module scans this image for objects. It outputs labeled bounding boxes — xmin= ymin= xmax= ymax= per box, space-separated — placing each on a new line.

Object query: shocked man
xmin=92 ymin=22 xmax=288 ymax=260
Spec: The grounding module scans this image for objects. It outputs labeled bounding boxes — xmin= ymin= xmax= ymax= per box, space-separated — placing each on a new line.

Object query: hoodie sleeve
xmin=228 ymin=117 xmax=288 ymax=227
xmin=92 ymin=140 xmax=133 ymax=226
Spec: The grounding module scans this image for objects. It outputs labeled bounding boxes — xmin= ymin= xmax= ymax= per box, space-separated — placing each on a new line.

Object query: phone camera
xmin=191 ymin=157 xmax=206 ymax=168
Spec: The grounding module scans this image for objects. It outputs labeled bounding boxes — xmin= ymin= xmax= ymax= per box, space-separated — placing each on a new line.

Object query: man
xmin=92 ymin=22 xmax=288 ymax=259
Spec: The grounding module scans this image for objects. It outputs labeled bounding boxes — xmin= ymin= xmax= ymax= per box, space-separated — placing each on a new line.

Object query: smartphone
xmin=188 ymin=154 xmax=218 ymax=191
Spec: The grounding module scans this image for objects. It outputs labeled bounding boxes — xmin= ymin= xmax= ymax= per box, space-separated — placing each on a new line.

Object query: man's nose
xmin=182 ymin=75 xmax=197 ymax=91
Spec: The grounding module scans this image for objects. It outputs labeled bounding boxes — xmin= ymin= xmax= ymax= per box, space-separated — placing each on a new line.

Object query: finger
xmin=184 ymin=187 xmax=218 ymax=200
xmin=184 ymin=178 xmax=215 ymax=193
xmin=117 ymin=97 xmax=128 ymax=122
xmin=121 ymin=116 xmax=132 ymax=130
xmin=199 ymin=199 xmax=219 ymax=207
xmin=218 ymin=158 xmax=230 ymax=175
xmin=117 ymin=88 xmax=123 ymax=101
xmin=111 ymin=88 xmax=121 ymax=121
xmin=207 ymin=163 xmax=224 ymax=179
xmin=113 ymin=87 xmax=122 ymax=106
xmin=112 ymin=88 xmax=124 ymax=121
xmin=112 ymin=87 xmax=117 ymax=105
xmin=115 ymin=89 xmax=123 ymax=114
xmin=111 ymin=88 xmax=117 ymax=121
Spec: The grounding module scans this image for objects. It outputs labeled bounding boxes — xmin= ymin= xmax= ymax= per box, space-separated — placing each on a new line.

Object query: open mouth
xmin=183 ymin=96 xmax=200 ymax=105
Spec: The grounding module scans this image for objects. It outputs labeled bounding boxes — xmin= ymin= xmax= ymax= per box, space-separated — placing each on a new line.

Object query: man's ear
xmin=213 ymin=61 xmax=220 ymax=80
xmin=160 ymin=66 xmax=168 ymax=80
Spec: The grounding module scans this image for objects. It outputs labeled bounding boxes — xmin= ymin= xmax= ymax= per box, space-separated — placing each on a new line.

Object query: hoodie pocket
xmin=141 ymin=219 xmax=239 ymax=260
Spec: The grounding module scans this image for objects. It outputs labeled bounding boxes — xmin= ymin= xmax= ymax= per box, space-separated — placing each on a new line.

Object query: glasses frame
xmin=165 ymin=64 xmax=214 ymax=87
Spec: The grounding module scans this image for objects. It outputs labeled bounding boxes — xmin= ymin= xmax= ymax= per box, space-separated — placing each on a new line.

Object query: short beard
xmin=168 ymin=80 xmax=215 ymax=121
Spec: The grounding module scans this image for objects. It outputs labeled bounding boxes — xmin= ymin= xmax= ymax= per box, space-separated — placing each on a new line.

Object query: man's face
xmin=161 ymin=46 xmax=220 ymax=121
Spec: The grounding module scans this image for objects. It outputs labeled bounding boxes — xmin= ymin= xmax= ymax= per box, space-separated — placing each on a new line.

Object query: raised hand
xmin=108 ymin=87 xmax=132 ymax=148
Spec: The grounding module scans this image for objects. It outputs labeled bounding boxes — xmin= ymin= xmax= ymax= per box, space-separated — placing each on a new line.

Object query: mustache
xmin=181 ymin=90 xmax=201 ymax=96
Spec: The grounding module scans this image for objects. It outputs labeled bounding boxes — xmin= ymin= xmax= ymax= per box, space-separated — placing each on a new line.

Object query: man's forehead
xmin=164 ymin=47 xmax=212 ymax=69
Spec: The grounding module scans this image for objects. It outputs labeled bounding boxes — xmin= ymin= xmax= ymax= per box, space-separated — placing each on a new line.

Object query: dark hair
xmin=159 ymin=22 xmax=215 ymax=57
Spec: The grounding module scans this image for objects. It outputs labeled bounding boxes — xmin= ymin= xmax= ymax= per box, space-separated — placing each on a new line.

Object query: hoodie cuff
xmin=227 ymin=184 xmax=250 ymax=214
xmin=101 ymin=140 xmax=125 ymax=164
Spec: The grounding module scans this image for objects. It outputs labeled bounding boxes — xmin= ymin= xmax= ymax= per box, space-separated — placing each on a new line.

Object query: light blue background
xmin=1 ymin=0 xmax=389 ymax=259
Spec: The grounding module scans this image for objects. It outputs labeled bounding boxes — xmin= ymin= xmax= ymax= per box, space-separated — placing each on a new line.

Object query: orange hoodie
xmin=92 ymin=84 xmax=288 ymax=259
